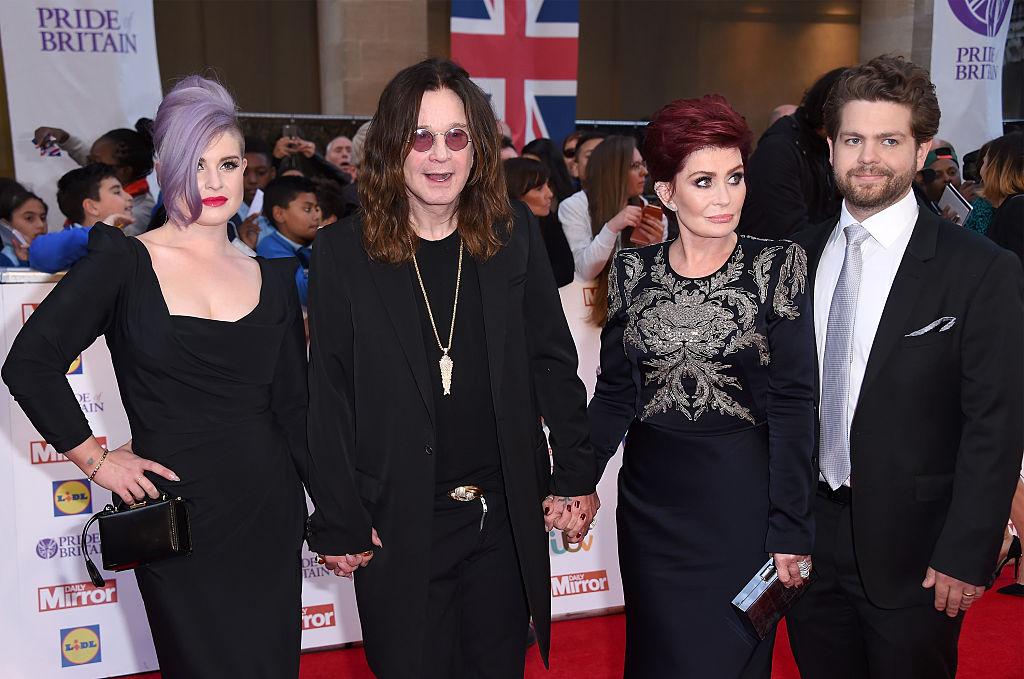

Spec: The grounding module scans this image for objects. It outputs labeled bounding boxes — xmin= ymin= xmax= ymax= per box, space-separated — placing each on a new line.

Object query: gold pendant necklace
xmin=411 ymin=234 xmax=463 ymax=396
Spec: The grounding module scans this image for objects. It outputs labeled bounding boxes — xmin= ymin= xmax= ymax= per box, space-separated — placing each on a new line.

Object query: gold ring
xmin=963 ymin=592 xmax=975 ymax=598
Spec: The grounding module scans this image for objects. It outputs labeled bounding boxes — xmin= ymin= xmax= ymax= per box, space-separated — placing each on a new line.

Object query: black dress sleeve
xmin=763 ymin=242 xmax=816 ymax=554
xmin=520 ymin=202 xmax=596 ymax=497
xmin=2 ymin=224 xmax=130 ymax=453
xmin=264 ymin=257 xmax=311 ymax=485
xmin=303 ymin=225 xmax=373 ymax=555
xmin=587 ymin=254 xmax=637 ymax=482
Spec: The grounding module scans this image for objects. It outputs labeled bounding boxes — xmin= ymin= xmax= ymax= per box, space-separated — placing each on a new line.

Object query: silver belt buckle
xmin=447 ymin=485 xmax=484 ymax=502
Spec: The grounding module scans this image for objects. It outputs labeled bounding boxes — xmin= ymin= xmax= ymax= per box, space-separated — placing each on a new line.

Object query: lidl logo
xmin=60 ymin=625 xmax=101 ymax=667
xmin=66 ymin=355 xmax=83 ymax=375
xmin=52 ymin=480 xmax=91 ymax=517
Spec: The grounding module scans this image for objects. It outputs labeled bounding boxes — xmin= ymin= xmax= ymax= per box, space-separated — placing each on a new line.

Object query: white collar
xmin=834 ymin=189 xmax=918 ymax=249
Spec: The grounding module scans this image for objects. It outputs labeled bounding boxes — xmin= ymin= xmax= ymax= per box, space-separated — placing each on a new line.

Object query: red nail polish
xmin=580 ymin=514 xmax=587 ymax=522
xmin=574 ymin=500 xmax=580 ymax=508
xmin=575 ymin=533 xmax=582 ymax=539
xmin=544 ymin=506 xmax=550 ymax=515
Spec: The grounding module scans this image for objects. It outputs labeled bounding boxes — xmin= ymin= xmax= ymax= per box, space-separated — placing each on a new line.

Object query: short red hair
xmin=643 ymin=94 xmax=753 ymax=183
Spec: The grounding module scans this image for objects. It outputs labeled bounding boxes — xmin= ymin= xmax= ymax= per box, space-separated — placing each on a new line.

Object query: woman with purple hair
xmin=2 ymin=76 xmax=309 ymax=677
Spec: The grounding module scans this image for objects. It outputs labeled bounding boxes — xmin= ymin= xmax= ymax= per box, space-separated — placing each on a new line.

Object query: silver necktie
xmin=820 ymin=223 xmax=871 ymax=490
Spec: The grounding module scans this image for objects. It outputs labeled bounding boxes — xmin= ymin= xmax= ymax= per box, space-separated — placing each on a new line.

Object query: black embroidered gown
xmin=588 ymin=236 xmax=816 ymax=677
xmin=2 ymin=224 xmax=309 ymax=678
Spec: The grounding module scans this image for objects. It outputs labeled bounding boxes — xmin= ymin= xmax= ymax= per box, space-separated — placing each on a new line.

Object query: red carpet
xmin=122 ymin=570 xmax=1023 ymax=678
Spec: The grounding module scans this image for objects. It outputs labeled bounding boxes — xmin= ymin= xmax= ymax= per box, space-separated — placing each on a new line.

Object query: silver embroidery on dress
xmin=772 ymin=243 xmax=808 ymax=320
xmin=608 ymin=260 xmax=622 ymax=318
xmin=618 ymin=241 xmax=800 ymax=424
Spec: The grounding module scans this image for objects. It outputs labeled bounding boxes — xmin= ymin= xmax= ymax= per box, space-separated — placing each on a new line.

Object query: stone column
xmin=317 ymin=0 xmax=431 ymax=115
xmin=859 ymin=0 xmax=934 ymax=68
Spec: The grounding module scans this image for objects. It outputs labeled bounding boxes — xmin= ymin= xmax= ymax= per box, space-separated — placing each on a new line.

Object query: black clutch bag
xmin=732 ymin=558 xmax=814 ymax=640
xmin=81 ymin=492 xmax=192 ymax=587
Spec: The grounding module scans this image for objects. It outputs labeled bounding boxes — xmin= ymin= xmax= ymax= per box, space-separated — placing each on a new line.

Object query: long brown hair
xmin=583 ymin=135 xmax=636 ymax=325
xmin=359 ymin=59 xmax=511 ymax=263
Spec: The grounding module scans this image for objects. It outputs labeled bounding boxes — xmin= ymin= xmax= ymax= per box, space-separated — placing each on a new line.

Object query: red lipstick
xmin=202 ymin=196 xmax=228 ymax=207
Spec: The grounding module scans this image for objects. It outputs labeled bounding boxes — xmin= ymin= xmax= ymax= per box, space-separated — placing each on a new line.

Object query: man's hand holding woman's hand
xmin=320 ymin=528 xmax=383 ymax=579
xmin=543 ymin=492 xmax=600 ymax=543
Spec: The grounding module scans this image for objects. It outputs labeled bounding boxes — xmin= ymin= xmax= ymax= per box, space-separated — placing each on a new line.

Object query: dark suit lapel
xmin=476 ymin=247 xmax=508 ymax=411
xmin=858 ymin=211 xmax=938 ymax=396
xmin=368 ymin=260 xmax=436 ymax=425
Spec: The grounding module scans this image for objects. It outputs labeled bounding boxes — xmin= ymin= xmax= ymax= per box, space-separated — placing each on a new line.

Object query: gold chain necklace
xmin=410 ymin=234 xmax=463 ymax=396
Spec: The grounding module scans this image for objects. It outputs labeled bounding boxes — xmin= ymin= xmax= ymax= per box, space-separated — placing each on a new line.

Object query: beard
xmin=834 ymin=165 xmax=915 ymax=214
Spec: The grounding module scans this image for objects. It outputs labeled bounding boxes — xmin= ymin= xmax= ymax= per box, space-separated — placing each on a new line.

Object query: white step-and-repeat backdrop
xmin=0 ymin=272 xmax=623 ymax=677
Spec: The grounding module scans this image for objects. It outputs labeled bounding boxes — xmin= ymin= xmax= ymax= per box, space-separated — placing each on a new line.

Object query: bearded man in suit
xmin=786 ymin=54 xmax=1024 ymax=679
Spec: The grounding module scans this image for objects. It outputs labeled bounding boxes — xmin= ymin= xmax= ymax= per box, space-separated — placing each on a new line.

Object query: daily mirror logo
xmin=948 ymin=0 xmax=1013 ymax=36
xmin=36 ymin=7 xmax=138 ymax=53
xmin=301 ymin=604 xmax=337 ymax=630
xmin=39 ymin=580 xmax=117 ymax=612
xmin=551 ymin=570 xmax=610 ymax=597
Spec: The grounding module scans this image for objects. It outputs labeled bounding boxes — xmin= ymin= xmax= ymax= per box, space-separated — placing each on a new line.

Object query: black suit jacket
xmin=795 ymin=207 xmax=1024 ymax=608
xmin=303 ymin=201 xmax=595 ymax=676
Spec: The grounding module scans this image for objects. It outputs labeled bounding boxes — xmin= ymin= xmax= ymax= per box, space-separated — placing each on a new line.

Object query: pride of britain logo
xmin=949 ymin=0 xmax=1013 ymax=37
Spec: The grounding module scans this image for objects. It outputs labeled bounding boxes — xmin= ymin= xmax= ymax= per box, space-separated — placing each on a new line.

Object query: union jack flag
xmin=451 ymin=0 xmax=578 ymax=150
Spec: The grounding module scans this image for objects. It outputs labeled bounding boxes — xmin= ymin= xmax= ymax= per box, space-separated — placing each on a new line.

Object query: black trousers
xmin=787 ymin=491 xmax=963 ymax=679
xmin=420 ymin=490 xmax=530 ymax=679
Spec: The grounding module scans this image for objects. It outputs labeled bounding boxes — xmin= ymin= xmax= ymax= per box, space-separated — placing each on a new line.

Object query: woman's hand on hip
xmin=82 ymin=439 xmax=179 ymax=505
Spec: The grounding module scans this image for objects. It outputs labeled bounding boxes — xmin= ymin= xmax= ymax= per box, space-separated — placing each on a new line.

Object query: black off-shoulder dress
xmin=2 ymin=224 xmax=309 ymax=678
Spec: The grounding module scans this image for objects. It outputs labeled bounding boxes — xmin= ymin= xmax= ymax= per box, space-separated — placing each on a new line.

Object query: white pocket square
xmin=905 ymin=316 xmax=956 ymax=337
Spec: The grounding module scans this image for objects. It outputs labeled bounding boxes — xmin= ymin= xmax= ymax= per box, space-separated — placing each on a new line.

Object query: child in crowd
xmin=0 ymin=184 xmax=48 ymax=267
xmin=30 ymin=163 xmax=134 ymax=273
xmin=33 ymin=120 xmax=155 ymax=233
xmin=230 ymin=136 xmax=277 ymax=249
xmin=256 ymin=175 xmax=320 ymax=306
xmin=311 ymin=176 xmax=344 ymax=228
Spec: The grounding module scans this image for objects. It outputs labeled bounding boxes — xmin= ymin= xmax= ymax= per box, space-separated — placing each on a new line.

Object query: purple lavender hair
xmin=152 ymin=75 xmax=242 ymax=226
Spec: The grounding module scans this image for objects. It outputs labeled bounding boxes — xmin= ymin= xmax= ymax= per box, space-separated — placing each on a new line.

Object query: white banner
xmin=0 ymin=0 xmax=162 ymax=228
xmin=930 ymin=0 xmax=1014 ymax=158
xmin=549 ymin=276 xmax=625 ymax=616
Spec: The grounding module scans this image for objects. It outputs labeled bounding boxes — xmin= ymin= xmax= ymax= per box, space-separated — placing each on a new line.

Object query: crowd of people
xmin=1 ymin=51 xmax=1023 ymax=679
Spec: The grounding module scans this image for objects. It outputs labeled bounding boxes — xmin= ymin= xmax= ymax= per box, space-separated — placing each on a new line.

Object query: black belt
xmin=817 ymin=481 xmax=851 ymax=505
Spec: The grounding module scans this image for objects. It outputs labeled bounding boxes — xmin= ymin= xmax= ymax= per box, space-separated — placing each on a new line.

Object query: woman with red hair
xmin=588 ymin=95 xmax=817 ymax=676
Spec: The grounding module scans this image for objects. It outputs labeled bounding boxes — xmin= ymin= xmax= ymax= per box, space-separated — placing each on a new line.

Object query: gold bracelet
xmin=88 ymin=448 xmax=110 ymax=481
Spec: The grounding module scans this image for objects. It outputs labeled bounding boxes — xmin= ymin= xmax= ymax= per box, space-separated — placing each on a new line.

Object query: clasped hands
xmin=319 ymin=528 xmax=383 ymax=579
xmin=544 ymin=492 xmax=600 ymax=544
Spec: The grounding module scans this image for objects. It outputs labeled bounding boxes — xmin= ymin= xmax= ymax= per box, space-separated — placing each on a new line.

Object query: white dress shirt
xmin=814 ymin=190 xmax=919 ymax=484
xmin=558 ymin=190 xmax=668 ymax=281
